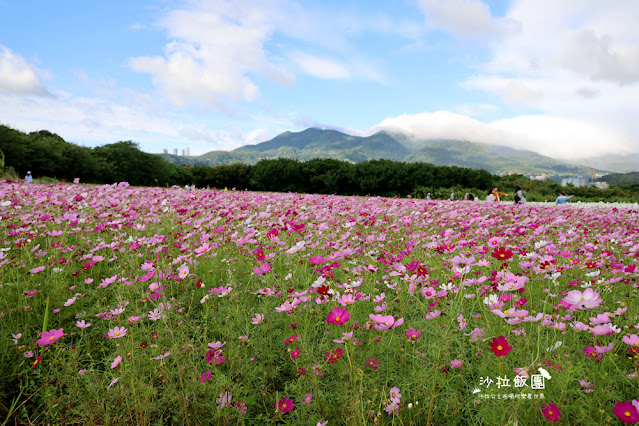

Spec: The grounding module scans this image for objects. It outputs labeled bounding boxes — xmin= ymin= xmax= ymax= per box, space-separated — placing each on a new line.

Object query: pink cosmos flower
xmin=302 ymin=393 xmax=313 ymax=405
xmin=276 ymin=396 xmax=294 ymax=414
xmin=75 ymin=320 xmax=91 ymax=329
xmin=284 ymin=334 xmax=299 ymax=344
xmin=36 ymin=328 xmax=64 ymax=345
xmin=217 ymin=391 xmax=232 ymax=409
xmin=326 ymin=306 xmax=350 ymax=325
xmin=562 ymin=288 xmax=603 ymax=309
xmin=108 ymin=326 xmax=127 ymax=339
xmin=251 ymin=313 xmax=264 ymax=324
xmin=590 ymin=323 xmax=612 ymax=336
xmin=405 ymin=328 xmax=421 ymax=341
xmin=177 ymin=264 xmax=189 ymax=279
xmin=290 ymin=348 xmax=300 ymax=359
xmin=451 ymin=359 xmax=463 ymax=368
xmin=111 ymin=355 xmax=122 ymax=369
xmin=594 ymin=342 xmax=614 ymax=354
xmin=198 ymin=370 xmax=212 ymax=382
xmin=623 ymin=334 xmax=639 ymax=347
xmin=253 ymin=263 xmax=271 ymax=275
xmin=29 ymin=266 xmax=46 ymax=274
xmin=367 ymin=358 xmax=379 ymax=369
xmin=385 ymin=402 xmax=399 ymax=415
xmin=389 ymin=386 xmax=402 ymax=404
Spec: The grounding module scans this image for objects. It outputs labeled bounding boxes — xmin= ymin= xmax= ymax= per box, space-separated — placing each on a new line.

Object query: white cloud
xmin=418 ymin=0 xmax=519 ymax=38
xmin=129 ymin=0 xmax=294 ymax=110
xmin=0 ymin=45 xmax=51 ymax=96
xmin=290 ymin=52 xmax=351 ymax=80
xmin=558 ymin=29 xmax=639 ymax=84
xmin=369 ymin=111 xmax=633 ymax=161
xmin=289 ymin=51 xmax=385 ymax=83
xmin=455 ymin=0 xmax=639 ymax=157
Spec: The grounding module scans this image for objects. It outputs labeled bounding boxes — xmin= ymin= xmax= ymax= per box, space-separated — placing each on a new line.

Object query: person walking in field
xmin=555 ymin=192 xmax=573 ymax=205
xmin=514 ymin=186 xmax=526 ymax=204
xmin=487 ymin=187 xmax=507 ymax=202
xmin=25 ymin=171 xmax=33 ymax=184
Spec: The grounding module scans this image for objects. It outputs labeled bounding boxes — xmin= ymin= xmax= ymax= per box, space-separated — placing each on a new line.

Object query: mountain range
xmin=159 ymin=127 xmax=635 ymax=177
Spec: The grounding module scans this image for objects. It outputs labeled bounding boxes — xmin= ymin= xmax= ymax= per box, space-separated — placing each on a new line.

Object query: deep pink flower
xmin=290 ymin=348 xmax=300 ymax=359
xmin=489 ymin=336 xmax=512 ymax=357
xmin=283 ymin=334 xmax=299 ymax=344
xmin=541 ymin=403 xmax=561 ymax=423
xmin=367 ymin=358 xmax=379 ymax=369
xmin=405 ymin=328 xmax=421 ymax=341
xmin=324 ymin=348 xmax=344 ymax=364
xmin=613 ymin=401 xmax=639 ymax=424
xmin=198 ymin=370 xmax=212 ymax=382
xmin=276 ymin=396 xmax=294 ymax=414
xmin=36 ymin=328 xmax=64 ymax=345
xmin=326 ymin=306 xmax=350 ymax=325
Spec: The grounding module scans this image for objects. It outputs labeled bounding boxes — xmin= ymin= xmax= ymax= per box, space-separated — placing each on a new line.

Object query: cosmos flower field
xmin=1 ymin=182 xmax=638 ymax=425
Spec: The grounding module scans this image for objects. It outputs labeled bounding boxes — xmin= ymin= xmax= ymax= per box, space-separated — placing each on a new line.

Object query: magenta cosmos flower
xmin=489 ymin=336 xmax=513 ymax=357
xmin=405 ymin=328 xmax=421 ymax=341
xmin=541 ymin=403 xmax=561 ymax=423
xmin=36 ymin=328 xmax=64 ymax=345
xmin=276 ymin=396 xmax=294 ymax=414
xmin=326 ymin=306 xmax=350 ymax=325
xmin=367 ymin=358 xmax=379 ymax=369
xmin=613 ymin=401 xmax=639 ymax=424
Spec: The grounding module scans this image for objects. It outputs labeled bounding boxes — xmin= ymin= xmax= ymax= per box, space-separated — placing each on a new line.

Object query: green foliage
xmin=601 ymin=171 xmax=639 ymax=185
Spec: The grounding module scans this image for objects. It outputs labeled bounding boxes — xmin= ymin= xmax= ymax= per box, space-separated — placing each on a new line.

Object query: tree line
xmin=2 ymin=124 xmax=638 ymax=201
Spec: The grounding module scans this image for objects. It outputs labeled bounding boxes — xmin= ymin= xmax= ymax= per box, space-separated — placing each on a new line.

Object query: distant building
xmin=344 ymin=158 xmax=356 ymax=164
xmin=530 ymin=174 xmax=548 ymax=181
xmin=593 ymin=182 xmax=609 ymax=189
xmin=174 ymin=148 xmax=178 ymax=155
xmin=162 ymin=149 xmax=168 ymax=154
xmin=561 ymin=176 xmax=587 ymax=187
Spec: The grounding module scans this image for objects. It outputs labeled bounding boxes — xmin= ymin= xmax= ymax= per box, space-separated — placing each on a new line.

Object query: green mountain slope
xmin=405 ymin=140 xmax=592 ymax=175
xmin=159 ymin=127 xmax=611 ymax=176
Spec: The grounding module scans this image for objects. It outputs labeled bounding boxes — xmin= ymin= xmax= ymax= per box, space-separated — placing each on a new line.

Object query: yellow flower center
xmin=116 ymin=332 xmax=121 ymax=336
xmin=504 ymin=310 xmax=510 ymax=315
xmin=580 ymin=297 xmax=585 ymax=301
xmin=412 ymin=334 xmax=417 ymax=339
xmin=625 ymin=411 xmax=631 ymax=417
xmin=49 ymin=336 xmax=55 ymax=341
xmin=497 ymin=345 xmax=503 ymax=351
xmin=282 ymin=404 xmax=287 ymax=409
xmin=548 ymin=410 xmax=554 ymax=415
xmin=335 ymin=317 xmax=340 ymax=322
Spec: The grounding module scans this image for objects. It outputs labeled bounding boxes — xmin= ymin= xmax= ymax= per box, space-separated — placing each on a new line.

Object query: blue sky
xmin=1 ymin=0 xmax=638 ymax=160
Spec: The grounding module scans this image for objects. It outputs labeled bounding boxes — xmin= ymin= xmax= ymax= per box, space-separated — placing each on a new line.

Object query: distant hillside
xmin=587 ymin=154 xmax=639 ymax=174
xmin=405 ymin=140 xmax=589 ymax=175
xmin=600 ymin=171 xmax=639 ymax=185
xmin=159 ymin=127 xmax=609 ymax=176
